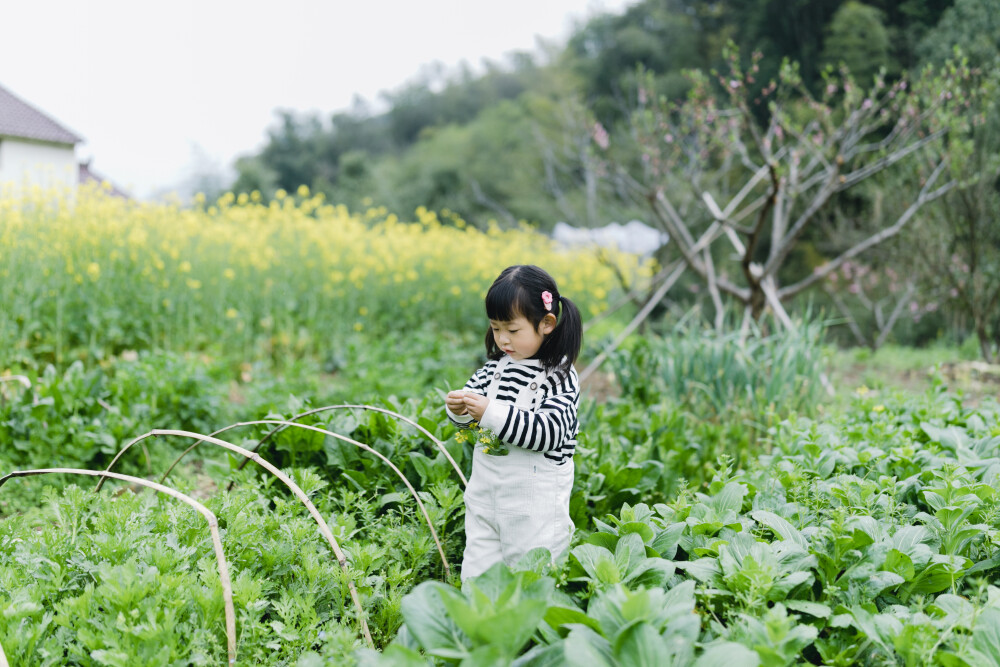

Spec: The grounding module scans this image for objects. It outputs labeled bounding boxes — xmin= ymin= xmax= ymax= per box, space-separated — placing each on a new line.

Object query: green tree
xmin=919 ymin=0 xmax=1000 ymax=67
xmin=820 ymin=2 xmax=894 ymax=82
xmin=897 ymin=62 xmax=1000 ymax=360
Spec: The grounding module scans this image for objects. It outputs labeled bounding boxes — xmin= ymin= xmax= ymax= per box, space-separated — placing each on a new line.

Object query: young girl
xmin=445 ymin=264 xmax=583 ymax=580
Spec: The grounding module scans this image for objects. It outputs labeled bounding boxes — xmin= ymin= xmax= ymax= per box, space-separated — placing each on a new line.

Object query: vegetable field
xmin=2 ymin=190 xmax=1000 ymax=666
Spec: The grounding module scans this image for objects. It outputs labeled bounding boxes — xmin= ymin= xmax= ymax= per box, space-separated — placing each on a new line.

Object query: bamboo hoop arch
xmin=94 ymin=428 xmax=375 ymax=646
xmin=230 ymin=404 xmax=467 ymax=487
xmin=0 ymin=633 xmax=8 ymax=667
xmin=0 ymin=468 xmax=237 ymax=666
xmin=153 ymin=404 xmax=466 ymax=495
xmin=100 ymin=423 xmax=452 ymax=579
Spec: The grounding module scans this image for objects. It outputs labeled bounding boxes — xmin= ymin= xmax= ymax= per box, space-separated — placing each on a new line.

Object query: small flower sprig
xmin=455 ymin=421 xmax=508 ymax=456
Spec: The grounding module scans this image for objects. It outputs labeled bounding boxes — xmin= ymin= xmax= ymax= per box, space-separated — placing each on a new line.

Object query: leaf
xmin=903 ymin=558 xmax=966 ymax=598
xmin=354 ymin=645 xmax=430 ymax=667
xmin=650 ymin=522 xmax=685 ymax=558
xmin=712 ymin=482 xmax=748 ymax=515
xmin=613 ymin=621 xmax=670 ymax=666
xmin=750 ymin=510 xmax=806 ymax=547
xmin=513 ymin=548 xmax=554 ymax=576
xmin=694 ymin=641 xmax=761 ymax=667
xmin=399 ymin=581 xmax=469 ymax=659
xmin=462 ymin=644 xmax=511 ymax=667
xmin=921 ymin=422 xmax=971 ymax=452
xmin=972 ymin=608 xmax=1000 ymax=667
xmin=784 ymin=600 xmax=831 ymax=618
xmin=929 ymin=594 xmax=977 ymax=630
xmin=614 ymin=533 xmax=650 ymax=580
xmin=675 ymin=558 xmax=721 ymax=583
xmin=966 ymin=553 xmax=1000 ymax=576
xmin=884 ymin=549 xmax=915 ymax=581
xmin=512 ymin=643 xmax=567 ymax=667
xmin=587 ymin=532 xmax=621 ymax=552
xmin=618 ymin=521 xmax=655 ymax=544
xmin=544 ymin=604 xmax=603 ymax=634
xmin=891 ymin=525 xmax=937 ymax=568
xmin=563 ymin=626 xmax=614 ymax=667
xmin=862 ymin=571 xmax=905 ymax=598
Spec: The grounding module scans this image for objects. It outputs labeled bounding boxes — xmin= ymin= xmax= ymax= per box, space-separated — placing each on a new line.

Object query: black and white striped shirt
xmin=447 ymin=357 xmax=580 ymax=464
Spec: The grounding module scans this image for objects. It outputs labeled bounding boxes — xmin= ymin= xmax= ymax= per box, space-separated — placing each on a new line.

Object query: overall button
xmin=529 ymin=382 xmax=538 ymax=390
xmin=494 ymin=372 xmax=501 ymax=379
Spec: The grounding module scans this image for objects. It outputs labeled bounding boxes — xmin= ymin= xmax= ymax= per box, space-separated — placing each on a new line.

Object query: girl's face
xmin=490 ymin=314 xmax=555 ymax=361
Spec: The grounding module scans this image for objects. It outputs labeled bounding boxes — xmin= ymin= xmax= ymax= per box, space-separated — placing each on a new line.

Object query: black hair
xmin=483 ymin=265 xmax=583 ymax=373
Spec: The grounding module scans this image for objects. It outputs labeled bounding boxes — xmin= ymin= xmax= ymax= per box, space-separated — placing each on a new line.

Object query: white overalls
xmin=461 ymin=356 xmax=575 ymax=581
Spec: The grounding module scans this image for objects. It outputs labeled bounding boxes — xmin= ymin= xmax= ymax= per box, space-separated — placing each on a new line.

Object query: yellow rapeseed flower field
xmin=0 ymin=185 xmax=648 ymax=364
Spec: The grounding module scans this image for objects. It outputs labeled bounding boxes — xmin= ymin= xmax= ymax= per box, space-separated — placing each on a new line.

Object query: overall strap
xmin=485 ymin=356 xmax=511 ymax=402
xmin=515 ymin=366 xmax=550 ymax=411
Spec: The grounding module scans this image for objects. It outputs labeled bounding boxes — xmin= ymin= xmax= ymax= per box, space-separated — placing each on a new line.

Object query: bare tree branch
xmin=779 ymin=160 xmax=956 ymax=299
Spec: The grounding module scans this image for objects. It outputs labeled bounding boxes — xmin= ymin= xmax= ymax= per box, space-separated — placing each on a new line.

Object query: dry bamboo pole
xmin=227 ymin=404 xmax=467 ymax=487
xmin=0 ymin=468 xmax=237 ymax=666
xmin=0 ymin=635 xmax=8 ymax=667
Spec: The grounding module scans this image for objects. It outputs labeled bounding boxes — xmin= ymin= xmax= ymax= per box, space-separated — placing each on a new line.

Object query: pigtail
xmin=540 ymin=295 xmax=583 ymax=373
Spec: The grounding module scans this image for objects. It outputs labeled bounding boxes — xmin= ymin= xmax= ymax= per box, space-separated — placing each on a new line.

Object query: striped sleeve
xmin=446 ymin=361 xmax=496 ymax=427
xmin=480 ymin=368 xmax=580 ymax=453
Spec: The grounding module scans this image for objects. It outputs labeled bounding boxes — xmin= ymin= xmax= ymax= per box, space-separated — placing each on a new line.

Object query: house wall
xmin=0 ymin=137 xmax=78 ymax=195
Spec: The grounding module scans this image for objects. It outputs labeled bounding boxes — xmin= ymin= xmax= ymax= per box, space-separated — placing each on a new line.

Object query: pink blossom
xmin=729 ymin=79 xmax=741 ymax=89
xmin=848 ymin=283 xmax=860 ymax=294
xmin=827 ymin=84 xmax=837 ymax=95
xmin=862 ymin=99 xmax=873 ymax=110
xmin=950 ymin=288 xmax=959 ymax=297
xmin=592 ymin=122 xmax=610 ymax=150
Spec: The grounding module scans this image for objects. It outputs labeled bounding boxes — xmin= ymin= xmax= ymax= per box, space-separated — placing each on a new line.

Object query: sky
xmin=1 ymin=0 xmax=635 ymax=199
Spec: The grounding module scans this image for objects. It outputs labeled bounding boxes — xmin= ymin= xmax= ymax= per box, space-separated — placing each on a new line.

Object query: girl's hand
xmin=463 ymin=393 xmax=489 ymax=421
xmin=446 ymin=390 xmax=469 ymax=415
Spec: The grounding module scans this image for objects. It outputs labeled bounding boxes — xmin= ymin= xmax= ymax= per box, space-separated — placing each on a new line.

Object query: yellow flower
xmin=856 ymin=385 xmax=870 ymax=396
xmin=873 ymin=405 xmax=885 ymax=413
xmin=353 ymin=322 xmax=363 ymax=332
xmin=223 ymin=268 xmax=236 ymax=280
xmin=86 ymin=262 xmax=101 ymax=281
xmin=297 ymin=185 xmax=310 ymax=198
xmin=186 ymin=278 xmax=201 ymax=290
xmin=179 ymin=261 xmax=192 ymax=273
xmin=225 ymin=308 xmax=239 ymax=319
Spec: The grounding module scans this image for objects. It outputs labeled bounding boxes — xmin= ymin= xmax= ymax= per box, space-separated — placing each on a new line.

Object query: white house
xmin=0 ymin=82 xmax=83 ymax=194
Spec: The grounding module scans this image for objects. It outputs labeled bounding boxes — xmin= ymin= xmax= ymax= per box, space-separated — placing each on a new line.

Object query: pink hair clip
xmin=541 ymin=291 xmax=553 ymax=312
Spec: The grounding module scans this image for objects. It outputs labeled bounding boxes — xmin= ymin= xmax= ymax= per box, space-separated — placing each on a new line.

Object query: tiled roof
xmin=0 ymin=82 xmax=82 ymax=145
xmin=79 ymin=161 xmax=130 ymax=199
